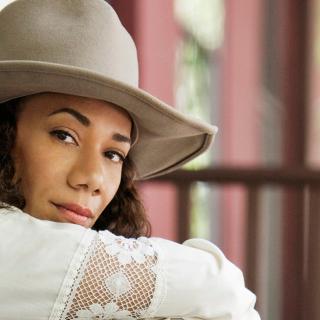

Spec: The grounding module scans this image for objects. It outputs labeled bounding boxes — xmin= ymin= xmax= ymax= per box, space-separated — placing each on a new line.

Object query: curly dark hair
xmin=0 ymin=97 xmax=151 ymax=238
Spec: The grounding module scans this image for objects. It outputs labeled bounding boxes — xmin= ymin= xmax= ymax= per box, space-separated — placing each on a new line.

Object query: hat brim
xmin=0 ymin=60 xmax=218 ymax=179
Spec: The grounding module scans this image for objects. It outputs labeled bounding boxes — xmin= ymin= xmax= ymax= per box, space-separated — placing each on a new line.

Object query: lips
xmin=52 ymin=202 xmax=94 ymax=226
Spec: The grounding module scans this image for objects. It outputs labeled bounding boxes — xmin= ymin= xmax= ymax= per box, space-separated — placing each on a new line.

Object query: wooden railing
xmin=151 ymin=167 xmax=320 ymax=320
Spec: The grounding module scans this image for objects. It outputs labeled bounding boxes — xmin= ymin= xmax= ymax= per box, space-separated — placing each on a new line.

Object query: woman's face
xmin=12 ymin=93 xmax=132 ymax=228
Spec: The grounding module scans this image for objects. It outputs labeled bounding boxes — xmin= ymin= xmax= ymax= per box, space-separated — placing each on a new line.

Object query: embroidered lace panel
xmin=59 ymin=231 xmax=160 ymax=320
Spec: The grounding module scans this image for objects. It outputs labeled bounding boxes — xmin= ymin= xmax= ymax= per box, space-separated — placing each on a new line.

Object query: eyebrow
xmin=49 ymin=107 xmax=90 ymax=126
xmin=48 ymin=107 xmax=131 ymax=145
xmin=112 ymin=133 xmax=131 ymax=144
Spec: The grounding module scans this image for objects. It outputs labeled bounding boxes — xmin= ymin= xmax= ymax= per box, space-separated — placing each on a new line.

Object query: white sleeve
xmin=0 ymin=208 xmax=260 ymax=320
xmin=153 ymin=237 xmax=261 ymax=320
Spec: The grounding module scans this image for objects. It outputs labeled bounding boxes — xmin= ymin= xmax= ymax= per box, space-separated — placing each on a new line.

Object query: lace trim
xmin=49 ymin=229 xmax=95 ymax=320
xmin=142 ymin=239 xmax=166 ymax=318
xmin=50 ymin=230 xmax=165 ymax=320
xmin=98 ymin=233 xmax=155 ymax=265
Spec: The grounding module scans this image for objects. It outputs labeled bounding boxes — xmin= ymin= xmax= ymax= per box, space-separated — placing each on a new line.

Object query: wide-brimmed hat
xmin=0 ymin=0 xmax=218 ymax=179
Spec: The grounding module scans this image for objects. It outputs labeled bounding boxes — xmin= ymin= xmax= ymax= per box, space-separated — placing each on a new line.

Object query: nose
xmin=67 ymin=151 xmax=104 ymax=195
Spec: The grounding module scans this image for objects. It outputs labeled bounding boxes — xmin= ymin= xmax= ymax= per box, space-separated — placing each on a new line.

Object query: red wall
xmin=111 ymin=0 xmax=180 ymax=240
xmin=220 ymin=0 xmax=264 ymax=267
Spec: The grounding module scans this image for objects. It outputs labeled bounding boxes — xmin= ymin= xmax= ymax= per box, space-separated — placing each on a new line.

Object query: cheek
xmin=99 ymin=168 xmax=123 ymax=210
xmin=14 ymin=142 xmax=69 ymax=199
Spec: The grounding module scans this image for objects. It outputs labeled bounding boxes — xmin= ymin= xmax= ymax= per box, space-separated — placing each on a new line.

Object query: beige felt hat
xmin=0 ymin=0 xmax=218 ymax=179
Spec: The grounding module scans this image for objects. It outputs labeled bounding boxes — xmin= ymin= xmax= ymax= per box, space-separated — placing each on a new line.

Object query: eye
xmin=104 ymin=150 xmax=125 ymax=163
xmin=50 ymin=129 xmax=77 ymax=145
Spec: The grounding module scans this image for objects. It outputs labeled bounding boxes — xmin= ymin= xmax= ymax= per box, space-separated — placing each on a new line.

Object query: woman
xmin=0 ymin=0 xmax=260 ymax=319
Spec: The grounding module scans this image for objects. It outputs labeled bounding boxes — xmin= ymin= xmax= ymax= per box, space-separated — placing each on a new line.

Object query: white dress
xmin=0 ymin=206 xmax=260 ymax=320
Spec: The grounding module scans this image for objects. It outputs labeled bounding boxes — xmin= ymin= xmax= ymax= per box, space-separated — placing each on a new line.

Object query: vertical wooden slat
xmin=305 ymin=186 xmax=320 ymax=319
xmin=177 ymin=182 xmax=191 ymax=243
xmin=245 ymin=186 xmax=261 ymax=304
xmin=282 ymin=188 xmax=305 ymax=320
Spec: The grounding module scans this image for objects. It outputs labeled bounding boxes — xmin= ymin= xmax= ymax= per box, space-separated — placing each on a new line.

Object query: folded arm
xmin=0 ymin=208 xmax=260 ymax=320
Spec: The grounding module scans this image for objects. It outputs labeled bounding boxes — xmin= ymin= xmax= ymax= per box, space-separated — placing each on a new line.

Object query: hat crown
xmin=0 ymin=0 xmax=139 ymax=86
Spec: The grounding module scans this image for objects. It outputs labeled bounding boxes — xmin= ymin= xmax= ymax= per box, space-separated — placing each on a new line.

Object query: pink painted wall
xmin=134 ymin=0 xmax=179 ymax=240
xmin=221 ymin=0 xmax=263 ymax=166
xmin=220 ymin=0 xmax=264 ymax=268
xmin=111 ymin=0 xmax=180 ymax=240
xmin=134 ymin=0 xmax=178 ymax=104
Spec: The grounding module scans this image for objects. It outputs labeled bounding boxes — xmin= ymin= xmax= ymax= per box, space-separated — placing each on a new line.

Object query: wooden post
xmin=277 ymin=0 xmax=310 ymax=318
